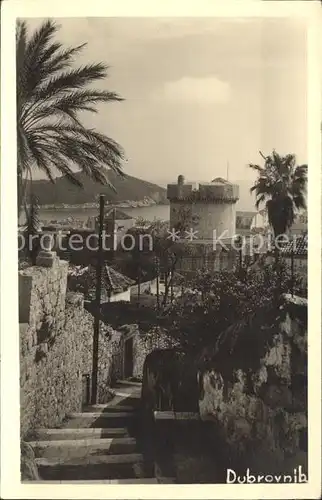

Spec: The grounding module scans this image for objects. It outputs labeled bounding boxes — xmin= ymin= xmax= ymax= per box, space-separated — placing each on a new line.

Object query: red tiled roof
xmin=101 ymin=265 xmax=135 ymax=292
xmin=68 ymin=264 xmax=135 ymax=300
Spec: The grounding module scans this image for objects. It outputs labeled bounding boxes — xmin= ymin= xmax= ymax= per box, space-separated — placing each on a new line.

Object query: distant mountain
xmin=26 ymin=171 xmax=168 ymax=206
xmin=26 ymin=171 xmax=258 ymax=211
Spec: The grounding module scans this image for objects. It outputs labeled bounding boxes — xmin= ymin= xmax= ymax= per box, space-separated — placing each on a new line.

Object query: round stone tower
xmin=167 ymin=176 xmax=239 ymax=240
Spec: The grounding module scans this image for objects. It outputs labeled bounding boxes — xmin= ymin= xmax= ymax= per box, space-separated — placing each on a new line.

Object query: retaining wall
xmin=198 ymin=295 xmax=308 ymax=477
xmin=19 ymin=259 xmax=123 ymax=437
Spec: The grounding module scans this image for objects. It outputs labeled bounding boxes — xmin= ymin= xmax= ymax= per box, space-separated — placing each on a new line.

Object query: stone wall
xmin=198 ymin=294 xmax=308 ymax=476
xmin=133 ymin=327 xmax=176 ymax=379
xmin=119 ymin=325 xmax=175 ymax=380
xmin=20 ymin=259 xmax=123 ymax=437
xmin=19 ymin=259 xmax=68 ymax=331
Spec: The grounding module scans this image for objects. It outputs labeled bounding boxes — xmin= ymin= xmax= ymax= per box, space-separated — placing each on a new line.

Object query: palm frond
xmin=249 ymin=150 xmax=308 ymax=236
xmin=26 ymin=134 xmax=57 ymax=183
xmin=35 ymin=63 xmax=109 ymax=100
xmin=248 ymin=163 xmax=264 ymax=174
xmin=293 ymin=192 xmax=307 ymax=210
xmin=22 ymin=89 xmax=123 ymax=129
xmin=41 ymin=43 xmax=88 ymax=78
xmin=30 ymin=124 xmax=125 ymax=169
xmin=294 ymin=164 xmax=308 ymax=179
xmin=17 ymin=19 xmax=126 ymax=207
xmin=259 ymin=151 xmax=267 ymax=161
xmin=20 ymin=20 xmax=58 ymax=96
xmin=26 ymin=129 xmax=119 ymax=189
xmin=24 ymin=19 xmax=58 ymax=68
xmin=254 ymin=194 xmax=266 ymax=209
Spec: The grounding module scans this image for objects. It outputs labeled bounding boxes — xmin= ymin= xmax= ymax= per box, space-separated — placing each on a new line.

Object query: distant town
xmin=31 ymin=196 xmax=162 ymax=210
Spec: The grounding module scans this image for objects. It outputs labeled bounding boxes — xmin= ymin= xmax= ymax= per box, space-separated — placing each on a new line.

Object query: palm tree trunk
xmin=162 ymin=270 xmax=169 ymax=306
xmin=290 ymin=246 xmax=294 ymax=296
xmin=274 ymin=244 xmax=280 ymax=265
xmin=17 ymin=174 xmax=25 ymax=218
xmin=156 ymin=259 xmax=160 ymax=311
xmin=137 ymin=263 xmax=141 ymax=304
xmin=18 ymin=172 xmax=31 ymax=220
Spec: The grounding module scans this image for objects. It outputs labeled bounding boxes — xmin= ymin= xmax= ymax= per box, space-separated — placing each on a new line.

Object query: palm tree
xmin=249 ymin=150 xmax=307 ymax=239
xmin=16 ymin=19 xmax=125 ymax=214
xmin=23 ymin=193 xmax=41 ymax=265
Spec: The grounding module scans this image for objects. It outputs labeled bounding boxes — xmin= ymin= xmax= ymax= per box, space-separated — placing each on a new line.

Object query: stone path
xmin=25 ymin=380 xmax=174 ymax=483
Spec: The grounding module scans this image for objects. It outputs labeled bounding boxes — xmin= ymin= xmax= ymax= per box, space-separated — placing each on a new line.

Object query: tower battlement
xmin=167 ymin=175 xmax=240 ymax=240
xmin=167 ymin=175 xmax=239 ymax=203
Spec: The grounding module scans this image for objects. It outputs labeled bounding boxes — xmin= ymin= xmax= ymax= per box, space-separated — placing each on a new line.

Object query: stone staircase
xmin=25 ymin=380 xmax=174 ymax=484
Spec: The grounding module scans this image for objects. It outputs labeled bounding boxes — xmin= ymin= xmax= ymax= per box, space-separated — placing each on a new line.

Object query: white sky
xmin=25 ymin=17 xmax=308 ymax=186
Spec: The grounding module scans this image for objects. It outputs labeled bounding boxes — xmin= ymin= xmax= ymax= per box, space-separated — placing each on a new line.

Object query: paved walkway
xmin=25 ymin=380 xmax=174 ymax=483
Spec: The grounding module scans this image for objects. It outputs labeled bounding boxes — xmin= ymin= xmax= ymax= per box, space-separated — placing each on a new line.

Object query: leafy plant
xmin=164 ymin=262 xmax=306 ymax=357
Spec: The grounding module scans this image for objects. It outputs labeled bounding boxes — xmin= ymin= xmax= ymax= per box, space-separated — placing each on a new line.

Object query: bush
xmin=164 ymin=261 xmax=306 ymax=356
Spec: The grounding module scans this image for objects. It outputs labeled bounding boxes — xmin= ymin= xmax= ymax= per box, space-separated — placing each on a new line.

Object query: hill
xmin=26 ymin=171 xmax=168 ymax=206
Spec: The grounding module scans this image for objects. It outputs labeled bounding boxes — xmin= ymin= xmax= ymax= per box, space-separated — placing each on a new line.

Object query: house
xmin=68 ymin=264 xmax=135 ymax=303
xmin=86 ymin=208 xmax=135 ymax=244
xmin=236 ymin=211 xmax=258 ymax=237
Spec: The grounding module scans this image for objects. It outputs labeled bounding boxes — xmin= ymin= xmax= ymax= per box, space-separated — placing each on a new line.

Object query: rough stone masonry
xmin=198 ymin=294 xmax=308 ymax=477
xmin=19 ymin=257 xmax=123 ymax=437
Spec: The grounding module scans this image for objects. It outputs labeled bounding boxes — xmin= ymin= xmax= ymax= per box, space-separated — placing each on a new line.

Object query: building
xmin=86 ymin=208 xmax=135 ymax=243
xmin=236 ymin=211 xmax=258 ymax=237
xmin=168 ymin=175 xmax=239 ymax=239
xmin=166 ymin=175 xmax=240 ymax=275
xmin=68 ymin=264 xmax=135 ymax=303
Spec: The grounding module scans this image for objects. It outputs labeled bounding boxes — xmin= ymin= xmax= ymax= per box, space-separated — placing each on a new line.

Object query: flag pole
xmin=91 ymin=194 xmax=105 ymax=405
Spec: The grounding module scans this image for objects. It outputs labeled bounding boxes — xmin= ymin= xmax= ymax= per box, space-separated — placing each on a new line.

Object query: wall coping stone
xmin=19 ymin=259 xmax=69 ymax=325
xmin=19 ymin=259 xmax=69 ymax=277
xmin=65 ymin=292 xmax=84 ymax=309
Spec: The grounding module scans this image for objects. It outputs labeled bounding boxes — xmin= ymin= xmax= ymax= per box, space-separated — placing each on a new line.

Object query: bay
xmin=37 ymin=204 xmax=170 ymax=225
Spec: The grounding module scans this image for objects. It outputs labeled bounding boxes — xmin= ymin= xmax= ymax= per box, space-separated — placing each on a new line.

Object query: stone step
xmin=36 ymin=453 xmax=148 ymax=481
xmin=83 ymin=404 xmax=136 ymax=413
xmin=116 ymin=380 xmax=142 ymax=387
xmin=68 ymin=411 xmax=137 ymax=418
xmin=29 ymin=437 xmax=138 ymax=459
xmin=63 ymin=412 xmax=138 ymax=429
xmin=154 ymin=411 xmax=200 ymax=420
xmin=112 ymin=384 xmax=142 ymax=394
xmin=27 ymin=428 xmax=130 ymax=441
xmin=27 ymin=477 xmax=175 ymax=484
xmin=111 ymin=390 xmax=141 ymax=400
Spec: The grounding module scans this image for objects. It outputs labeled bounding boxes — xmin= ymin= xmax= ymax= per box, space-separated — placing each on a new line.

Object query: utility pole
xmin=91 ymin=194 xmax=105 ymax=405
xmin=226 ymin=161 xmax=229 ymax=182
xmin=170 ymin=262 xmax=174 ymax=303
xmin=107 ymin=208 xmax=116 ymax=303
xmin=291 ymin=240 xmax=295 ymax=296
xmin=155 ymin=255 xmax=160 ymax=311
xmin=110 ymin=207 xmax=116 ymax=259
xmin=137 ymin=260 xmax=141 ymax=305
